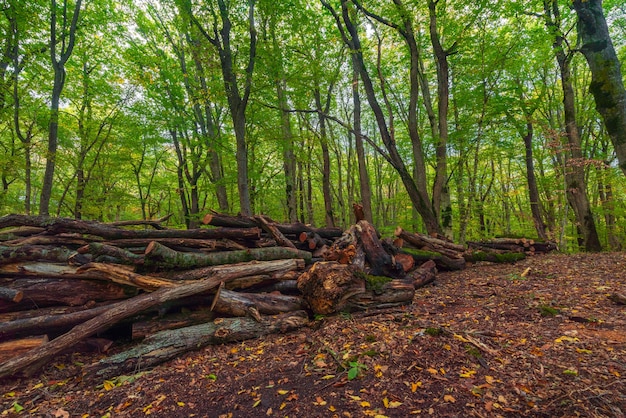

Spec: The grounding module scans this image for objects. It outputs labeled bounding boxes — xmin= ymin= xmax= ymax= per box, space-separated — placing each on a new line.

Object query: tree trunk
xmin=522 ymin=120 xmax=549 ymax=241
xmin=572 ymin=0 xmax=626 ymax=175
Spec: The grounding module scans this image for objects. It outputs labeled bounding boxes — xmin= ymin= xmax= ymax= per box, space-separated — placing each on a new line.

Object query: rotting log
xmin=143 ymin=241 xmax=311 ymax=270
xmin=107 ymin=214 xmax=172 ymax=229
xmin=86 ymin=311 xmax=309 ymax=380
xmin=395 ymin=227 xmax=465 ymax=253
xmin=297 ymin=262 xmax=363 ymax=315
xmin=344 ymin=279 xmax=415 ymax=310
xmin=102 ymin=238 xmax=248 ymax=251
xmin=0 ymin=268 xmax=260 ymax=378
xmin=399 ymin=247 xmax=466 ymax=271
xmin=131 ymin=309 xmax=216 ymax=340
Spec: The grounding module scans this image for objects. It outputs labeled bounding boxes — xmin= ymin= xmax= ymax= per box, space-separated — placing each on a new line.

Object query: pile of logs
xmin=0 ymin=213 xmax=554 ymax=379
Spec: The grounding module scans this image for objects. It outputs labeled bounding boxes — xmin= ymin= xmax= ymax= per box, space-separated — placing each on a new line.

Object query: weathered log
xmin=0 ymin=336 xmax=48 ymax=361
xmin=255 ymin=216 xmax=296 ymax=249
xmin=76 ymin=263 xmax=178 ymax=291
xmin=143 ymin=241 xmax=311 ymax=270
xmin=355 ymin=221 xmax=404 ymax=278
xmin=0 ymin=301 xmax=124 ymax=340
xmin=394 ymin=253 xmax=415 ymax=272
xmin=86 ymin=311 xmax=309 ymax=380
xmin=395 ymin=227 xmax=466 ymax=253
xmin=251 ymin=279 xmax=300 ymax=295
xmin=609 ymin=292 xmax=626 ymax=305
xmin=131 ymin=309 xmax=216 ymax=340
xmin=0 ymin=226 xmax=45 ymax=238
xmin=0 ymin=262 xmax=80 ymax=277
xmin=0 ymin=278 xmax=135 ymax=313
xmin=0 ymin=245 xmax=76 ymax=265
xmin=102 ymin=238 xmax=249 ymax=251
xmin=297 ymin=262 xmax=362 ymax=315
xmin=1 ymin=235 xmax=93 ymax=247
xmin=0 ymin=286 xmax=23 ymax=303
xmin=0 ymin=214 xmax=262 ymax=241
xmin=107 ymin=214 xmax=172 ymax=229
xmin=202 ymin=211 xmax=343 ymax=239
xmin=408 ymin=260 xmax=437 ymax=289
xmin=77 ymin=243 xmax=143 ymax=265
xmin=0 ymin=266 xmax=265 ymax=377
xmin=344 ymin=279 xmax=415 ymax=310
xmin=400 ymin=248 xmax=466 ymax=271
xmin=213 ymin=289 xmax=304 ymax=318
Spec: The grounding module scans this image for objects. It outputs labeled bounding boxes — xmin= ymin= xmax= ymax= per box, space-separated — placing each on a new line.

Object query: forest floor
xmin=1 ymin=252 xmax=625 ymax=418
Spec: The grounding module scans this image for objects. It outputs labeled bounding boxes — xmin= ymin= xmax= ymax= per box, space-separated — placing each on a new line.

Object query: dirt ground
xmin=1 ymin=252 xmax=625 ymax=417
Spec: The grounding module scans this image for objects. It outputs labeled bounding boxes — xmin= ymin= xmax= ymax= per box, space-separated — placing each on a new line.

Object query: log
xmin=202 ymin=211 xmax=343 ymax=239
xmin=297 ymin=262 xmax=363 ymax=315
xmin=86 ymin=311 xmax=309 ymax=380
xmin=394 ymin=253 xmax=415 ymax=272
xmin=0 ymin=214 xmax=262 ymax=241
xmin=255 ymin=216 xmax=296 ymax=249
xmin=344 ymin=279 xmax=415 ymax=310
xmin=0 ymin=336 xmax=48 ymax=361
xmin=102 ymin=238 xmax=248 ymax=251
xmin=0 ymin=301 xmax=125 ymax=340
xmin=0 ymin=264 xmax=272 ymax=377
xmin=76 ymin=263 xmax=178 ymax=291
xmin=107 ymin=214 xmax=172 ymax=229
xmin=355 ymin=221 xmax=404 ymax=278
xmin=77 ymin=243 xmax=144 ymax=265
xmin=400 ymin=247 xmax=466 ymax=271
xmin=463 ymin=251 xmax=526 ymax=263
xmin=143 ymin=241 xmax=312 ymax=270
xmin=408 ymin=260 xmax=437 ymax=288
xmin=395 ymin=227 xmax=466 ymax=253
xmin=0 ymin=245 xmax=76 ymax=265
xmin=131 ymin=309 xmax=216 ymax=340
xmin=213 ymin=289 xmax=304 ymax=317
xmin=0 ymin=286 xmax=23 ymax=303
xmin=0 ymin=278 xmax=135 ymax=313
xmin=609 ymin=293 xmax=626 ymax=305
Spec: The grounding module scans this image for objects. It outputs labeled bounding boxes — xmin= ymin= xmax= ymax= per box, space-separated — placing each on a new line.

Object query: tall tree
xmin=188 ymin=0 xmax=257 ymax=216
xmin=543 ymin=0 xmax=602 ymax=251
xmin=40 ymin=0 xmax=83 ymax=215
xmin=571 ymin=0 xmax=626 ymax=176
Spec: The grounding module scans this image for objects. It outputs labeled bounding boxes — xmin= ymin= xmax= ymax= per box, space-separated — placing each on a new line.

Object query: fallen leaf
xmin=443 ymin=394 xmax=456 ymax=403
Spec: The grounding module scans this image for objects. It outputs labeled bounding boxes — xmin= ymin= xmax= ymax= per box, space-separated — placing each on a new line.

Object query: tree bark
xmin=572 ymin=0 xmax=626 ymax=175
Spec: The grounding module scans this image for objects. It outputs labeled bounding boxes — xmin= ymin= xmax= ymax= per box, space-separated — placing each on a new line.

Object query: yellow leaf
xmin=349 ymin=395 xmax=362 ymax=401
xmin=266 ymin=407 xmax=272 ymax=415
xmin=279 ymin=402 xmax=287 ymax=410
xmin=453 ymin=334 xmax=470 ymax=343
xmin=443 ymin=344 xmax=451 ymax=350
xmin=32 ymin=383 xmax=44 ymax=389
xmin=253 ymin=400 xmax=262 ymax=408
xmin=103 ymin=380 xmax=115 ymax=391
xmin=554 ymin=336 xmax=579 ymax=343
xmin=277 ymin=389 xmax=289 ymax=395
xmin=314 ymin=396 xmax=327 ymax=406
xmin=176 ymin=402 xmax=185 ymax=407
xmin=361 ymin=401 xmax=371 ymax=407
xmin=460 ymin=370 xmax=477 ymax=378
xmin=576 ymin=348 xmax=592 ymax=354
xmin=374 ymin=415 xmax=390 ymax=418
xmin=498 ymin=395 xmax=507 ymax=404
xmin=328 ymin=405 xmax=336 ymax=412
xmin=440 ymin=368 xmax=446 ymax=375
xmin=388 ymin=401 xmax=402 ymax=408
xmin=321 ymin=375 xmax=335 ymax=380
xmin=427 ymin=368 xmax=438 ymax=375
xmin=443 ymin=394 xmax=456 ymax=403
xmin=383 ymin=397 xmax=389 ymax=408
xmin=485 ymin=375 xmax=495 ymax=384
xmin=411 ymin=382 xmax=422 ymax=392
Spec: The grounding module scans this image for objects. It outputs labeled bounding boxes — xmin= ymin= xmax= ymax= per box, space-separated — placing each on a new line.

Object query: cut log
xmin=394 ymin=253 xmax=415 ymax=272
xmin=202 ymin=211 xmax=343 ymax=239
xmin=143 ymin=241 xmax=311 ymax=270
xmin=0 ymin=245 xmax=76 ymax=265
xmin=0 ymin=278 xmax=136 ymax=313
xmin=131 ymin=309 xmax=216 ymax=340
xmin=77 ymin=243 xmax=144 ymax=265
xmin=76 ymin=263 xmax=178 ymax=291
xmin=0 ymin=264 xmax=271 ymax=377
xmin=86 ymin=311 xmax=309 ymax=380
xmin=355 ymin=221 xmax=404 ymax=279
xmin=400 ymin=248 xmax=466 ymax=271
xmin=213 ymin=289 xmax=304 ymax=318
xmin=408 ymin=260 xmax=437 ymax=289
xmin=161 ymin=258 xmax=305 ymax=282
xmin=0 ymin=301 xmax=124 ymax=340
xmin=344 ymin=279 xmax=415 ymax=310
xmin=0 ymin=214 xmax=261 ymax=241
xmin=255 ymin=215 xmax=296 ymax=249
xmin=0 ymin=286 xmax=23 ymax=303
xmin=395 ymin=227 xmax=466 ymax=253
xmin=297 ymin=262 xmax=363 ymax=315
xmin=0 ymin=336 xmax=48 ymax=361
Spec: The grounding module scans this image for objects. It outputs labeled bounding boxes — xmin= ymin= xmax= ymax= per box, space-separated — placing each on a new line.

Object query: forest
xmin=1 ymin=0 xmax=626 ymax=252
